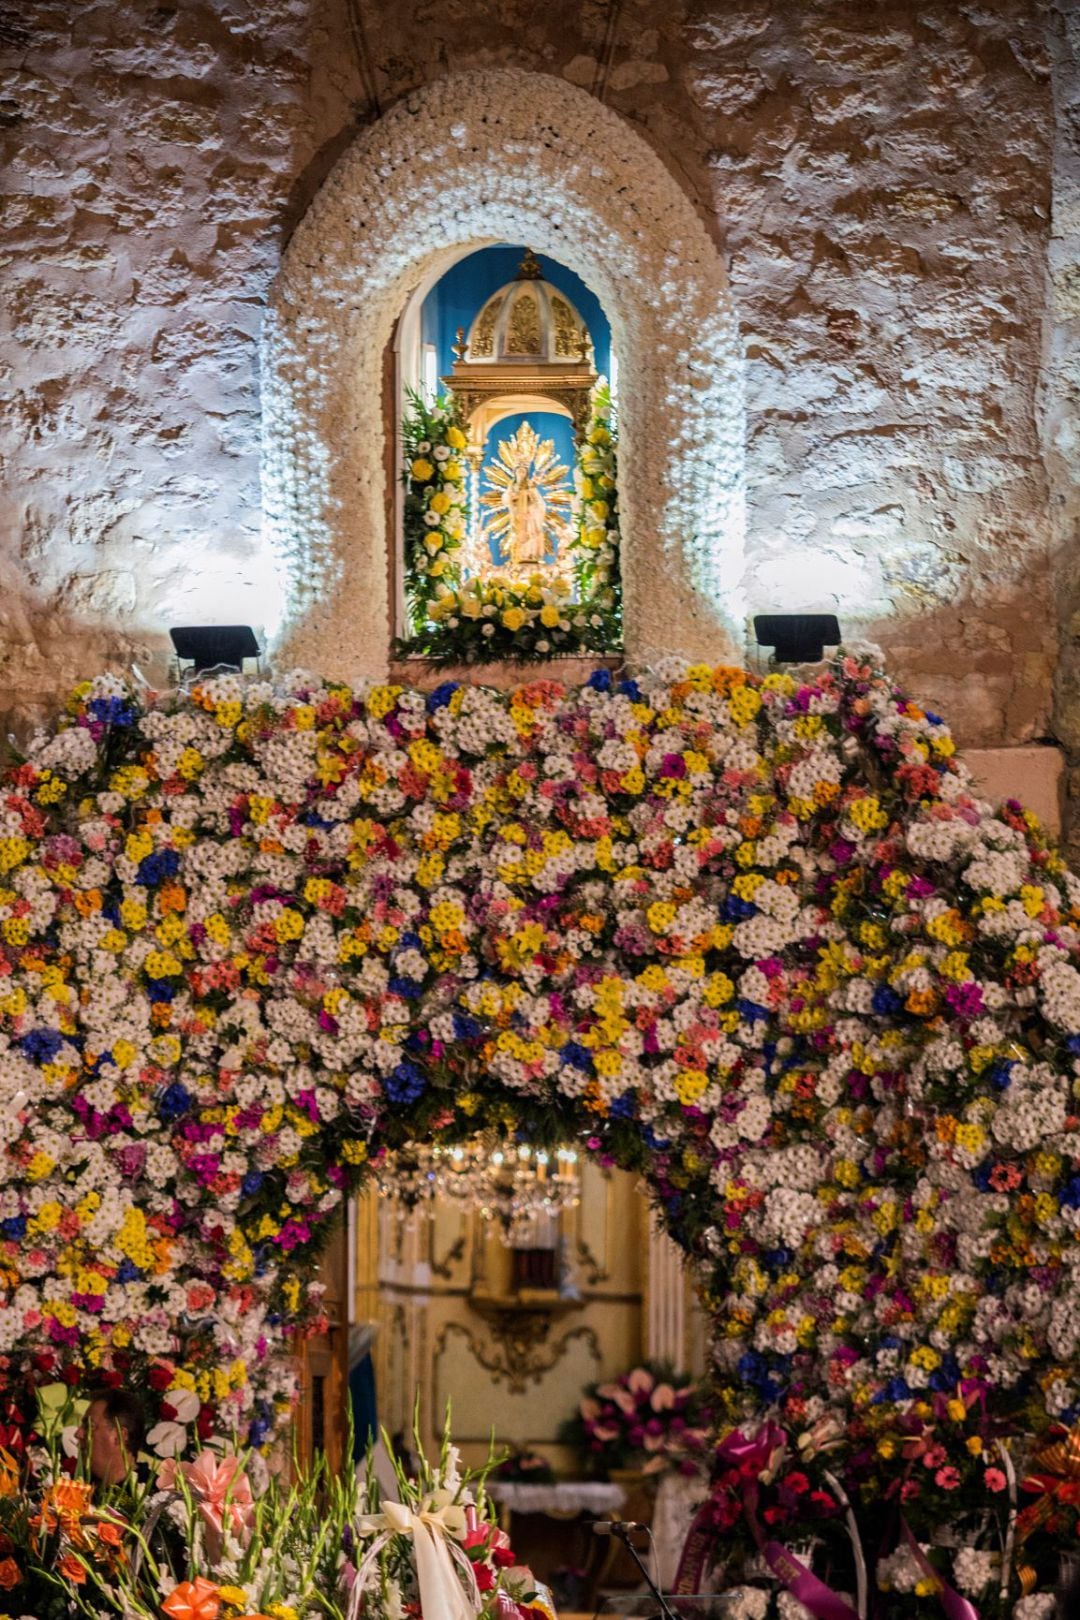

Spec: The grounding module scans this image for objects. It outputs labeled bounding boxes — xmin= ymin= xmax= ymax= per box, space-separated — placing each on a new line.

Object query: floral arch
xmin=260 ymin=68 xmax=745 ymax=678
xmin=2 ymin=650 xmax=1080 ymax=1510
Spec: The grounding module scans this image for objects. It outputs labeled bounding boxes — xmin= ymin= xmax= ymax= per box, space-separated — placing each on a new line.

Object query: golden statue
xmin=480 ymin=421 xmax=572 ymax=573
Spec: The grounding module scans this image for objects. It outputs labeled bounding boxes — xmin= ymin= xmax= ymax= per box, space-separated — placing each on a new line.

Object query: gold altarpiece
xmin=441 ymin=250 xmax=597 ymax=587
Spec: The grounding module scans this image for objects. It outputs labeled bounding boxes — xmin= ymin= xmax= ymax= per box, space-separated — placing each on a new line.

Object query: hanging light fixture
xmin=373 ymin=1130 xmax=581 ymax=1240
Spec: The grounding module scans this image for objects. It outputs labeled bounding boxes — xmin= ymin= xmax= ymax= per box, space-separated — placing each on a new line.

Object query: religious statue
xmin=480 ymin=421 xmax=572 ymax=575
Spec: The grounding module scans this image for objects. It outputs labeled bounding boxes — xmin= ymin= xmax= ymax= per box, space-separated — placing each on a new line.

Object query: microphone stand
xmin=611 ymin=1523 xmax=681 ymax=1620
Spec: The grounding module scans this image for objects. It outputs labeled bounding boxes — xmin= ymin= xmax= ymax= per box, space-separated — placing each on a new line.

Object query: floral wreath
xmin=0 ymin=655 xmax=1078 ymax=1482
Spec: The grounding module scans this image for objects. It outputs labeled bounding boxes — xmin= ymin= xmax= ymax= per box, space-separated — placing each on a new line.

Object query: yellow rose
xmin=540 ymin=603 xmax=560 ymax=628
xmin=446 ymin=425 xmax=467 ymax=450
xmin=444 ymin=458 xmax=462 ymax=481
xmin=427 ymin=557 xmax=446 ymax=576
xmin=429 ymin=491 xmax=450 ymax=515
xmin=502 ymin=607 xmax=526 ymax=632
xmin=411 ymin=458 xmax=434 ymax=481
xmin=424 ymin=531 xmax=445 ymax=553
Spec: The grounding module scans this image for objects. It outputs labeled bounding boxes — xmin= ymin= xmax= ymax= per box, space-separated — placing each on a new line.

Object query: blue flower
xmin=871 ymin=985 xmax=902 ymax=1017
xmin=735 ymin=999 xmax=768 ymax=1024
xmin=389 ymin=976 xmax=423 ymax=999
xmin=453 ymin=1013 xmax=481 ymax=1042
xmin=587 ymin=669 xmax=612 ymax=692
xmin=146 ymin=981 xmax=175 ymax=1002
xmin=989 ymin=1060 xmax=1015 ymax=1090
xmin=722 ymin=896 xmax=756 ymax=921
xmin=871 ymin=1377 xmax=911 ymax=1404
xmin=560 ymin=1041 xmax=594 ymax=1073
xmin=642 ymin=1125 xmax=670 ymax=1151
xmin=242 ymin=1172 xmax=264 ymax=1196
xmin=1 ymin=1216 xmax=26 ymax=1240
xmin=972 ymin=1159 xmax=995 ymax=1192
xmin=427 ymin=682 xmax=459 ymax=711
xmin=89 ymin=696 xmax=135 ymax=727
xmin=116 ymin=1259 xmax=143 ymax=1283
xmin=1061 ymin=1175 xmax=1080 ymax=1210
xmin=136 ymin=848 xmax=181 ymax=887
xmin=618 ymin=679 xmax=641 ymax=701
xmin=610 ymin=1090 xmax=636 ymax=1119
xmin=20 ymin=1027 xmax=63 ymax=1065
xmin=385 ymin=1062 xmax=425 ymax=1104
xmin=159 ymin=1082 xmax=192 ymax=1122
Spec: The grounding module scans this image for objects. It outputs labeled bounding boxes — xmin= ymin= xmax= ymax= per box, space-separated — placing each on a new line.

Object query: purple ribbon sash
xmin=761 ymin=1539 xmax=860 ymax=1620
xmin=900 ymin=1519 xmax=980 ymax=1620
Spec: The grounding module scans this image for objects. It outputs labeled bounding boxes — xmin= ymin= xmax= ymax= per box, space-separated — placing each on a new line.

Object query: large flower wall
xmin=0 ymin=656 xmax=1079 ymax=1466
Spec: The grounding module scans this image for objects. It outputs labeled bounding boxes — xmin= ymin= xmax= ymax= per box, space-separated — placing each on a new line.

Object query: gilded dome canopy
xmin=465 ymin=249 xmax=592 ymax=365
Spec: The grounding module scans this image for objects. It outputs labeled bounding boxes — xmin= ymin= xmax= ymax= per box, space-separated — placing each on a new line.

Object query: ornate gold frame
xmin=443 ymin=332 xmax=597 ymax=456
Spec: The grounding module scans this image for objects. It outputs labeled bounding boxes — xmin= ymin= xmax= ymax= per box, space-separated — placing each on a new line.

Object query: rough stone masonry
xmin=1 ymin=1 xmax=1078 ymax=837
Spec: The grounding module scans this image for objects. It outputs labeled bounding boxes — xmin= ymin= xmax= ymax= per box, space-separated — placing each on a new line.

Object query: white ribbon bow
xmin=348 ymin=1493 xmax=479 ymax=1620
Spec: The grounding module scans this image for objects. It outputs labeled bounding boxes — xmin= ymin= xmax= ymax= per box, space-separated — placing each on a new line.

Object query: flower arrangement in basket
xmin=846 ymin=1386 xmax=1017 ymax=1616
xmin=559 ymin=1362 xmax=712 ymax=1480
xmin=670 ymin=1418 xmax=859 ymax=1615
xmin=0 ymin=1388 xmax=553 ymax=1620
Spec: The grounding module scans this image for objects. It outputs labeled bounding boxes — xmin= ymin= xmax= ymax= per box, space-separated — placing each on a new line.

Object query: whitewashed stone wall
xmin=0 ymin=0 xmax=1067 ymax=756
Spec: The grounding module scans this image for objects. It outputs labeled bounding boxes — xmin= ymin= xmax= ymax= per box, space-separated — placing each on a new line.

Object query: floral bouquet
xmin=492 ymin=1449 xmax=556 ymax=1486
xmin=671 ymin=1418 xmax=851 ymax=1604
xmin=559 ymin=1362 xmax=712 ymax=1479
xmin=0 ymin=1396 xmax=555 ymax=1620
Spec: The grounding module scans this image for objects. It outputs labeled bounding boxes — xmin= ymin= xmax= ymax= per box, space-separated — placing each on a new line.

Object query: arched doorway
xmin=261 ymin=67 xmax=745 ymax=677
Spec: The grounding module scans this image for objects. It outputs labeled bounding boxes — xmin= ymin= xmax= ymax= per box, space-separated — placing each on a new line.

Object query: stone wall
xmin=0 ymin=0 xmax=1065 ymax=751
xmin=1045 ymin=4 xmax=1080 ymax=859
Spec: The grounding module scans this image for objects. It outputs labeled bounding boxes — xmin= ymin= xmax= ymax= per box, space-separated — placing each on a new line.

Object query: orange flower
xmin=96 ymin=1519 xmax=125 ymax=1547
xmin=0 ymin=1449 xmax=19 ymax=1498
xmin=162 ymin=1578 xmax=222 ymax=1620
xmin=57 ymin=1552 xmax=87 ymax=1583
xmin=0 ymin=1556 xmax=19 ymax=1589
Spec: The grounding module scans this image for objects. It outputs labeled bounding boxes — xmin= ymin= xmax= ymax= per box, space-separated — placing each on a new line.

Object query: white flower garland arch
xmin=261 ymin=68 xmax=745 ymax=678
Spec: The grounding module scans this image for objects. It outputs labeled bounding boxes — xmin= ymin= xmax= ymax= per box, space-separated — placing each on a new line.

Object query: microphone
xmin=592 ymin=1519 xmax=679 ymax=1620
xmin=592 ymin=1519 xmax=649 ymax=1538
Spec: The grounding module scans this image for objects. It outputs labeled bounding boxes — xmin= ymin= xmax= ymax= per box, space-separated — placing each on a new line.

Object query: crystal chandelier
xmin=374 ymin=1131 xmax=581 ymax=1239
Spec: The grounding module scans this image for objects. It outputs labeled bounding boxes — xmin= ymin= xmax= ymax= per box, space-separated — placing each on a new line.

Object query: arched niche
xmin=261 ymin=68 xmax=745 ymax=678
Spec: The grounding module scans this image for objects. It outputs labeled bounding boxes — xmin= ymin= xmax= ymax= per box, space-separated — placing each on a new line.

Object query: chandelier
xmin=374 ymin=1131 xmax=581 ymax=1240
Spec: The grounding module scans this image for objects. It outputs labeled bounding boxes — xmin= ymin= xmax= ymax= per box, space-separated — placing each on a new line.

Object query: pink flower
xmin=984 ymin=1468 xmax=1007 ymax=1493
xmin=934 ymin=1466 xmax=961 ymax=1490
